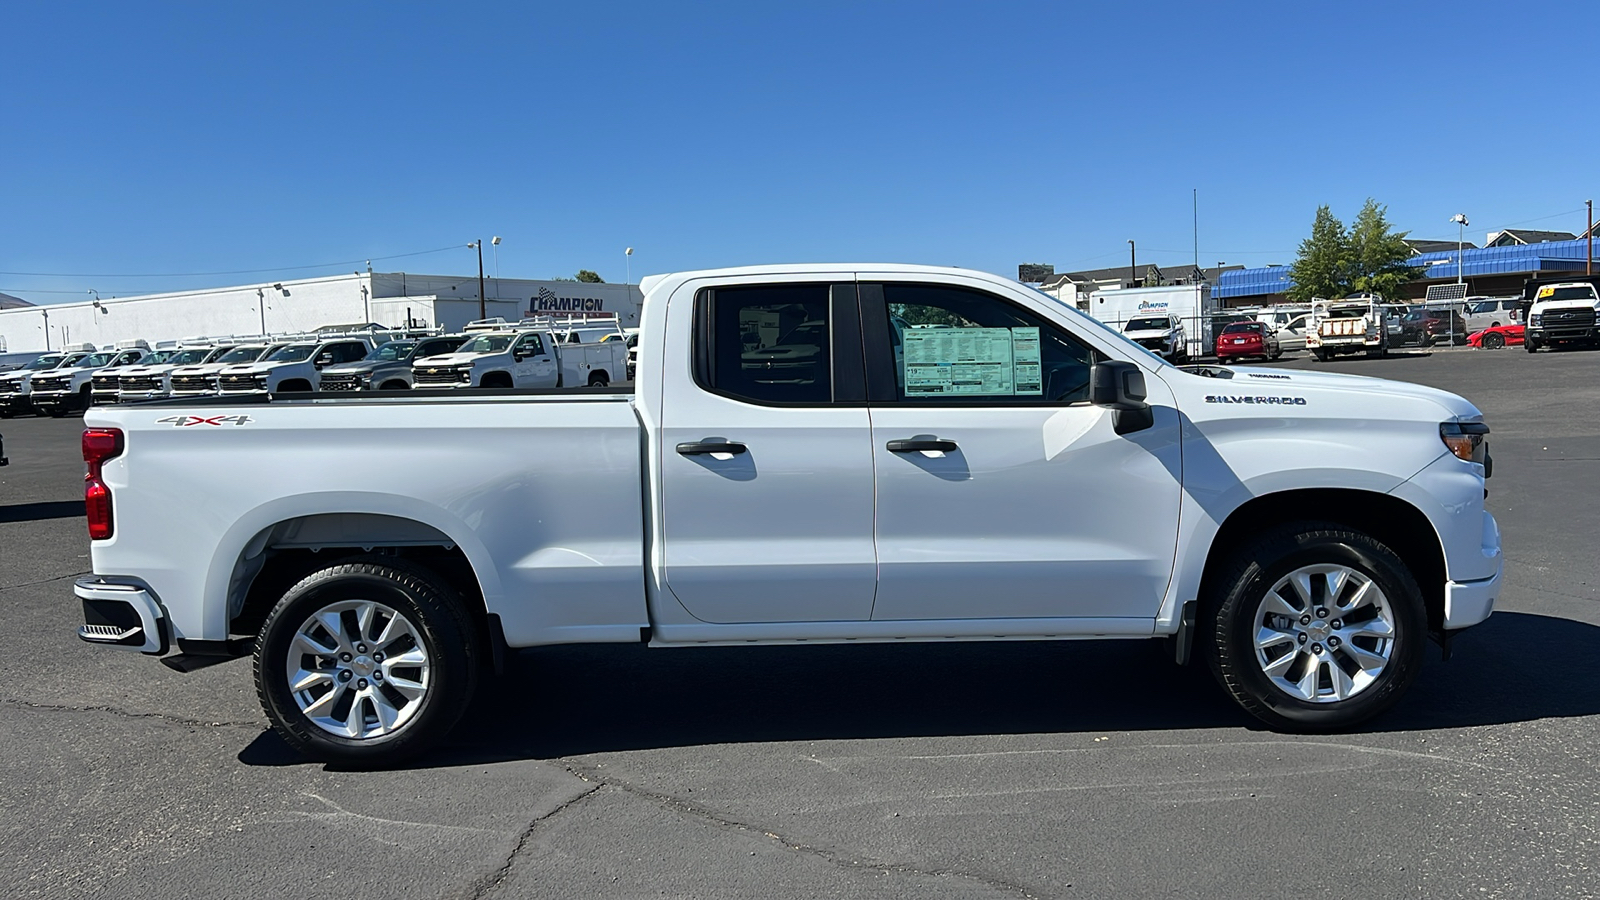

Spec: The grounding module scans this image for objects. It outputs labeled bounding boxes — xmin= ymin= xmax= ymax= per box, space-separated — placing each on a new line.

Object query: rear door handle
xmin=676 ymin=440 xmax=747 ymax=455
xmin=886 ymin=438 xmax=958 ymax=453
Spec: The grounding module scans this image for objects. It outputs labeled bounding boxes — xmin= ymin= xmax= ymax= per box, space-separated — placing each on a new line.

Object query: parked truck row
xmin=0 ymin=315 xmax=632 ymax=416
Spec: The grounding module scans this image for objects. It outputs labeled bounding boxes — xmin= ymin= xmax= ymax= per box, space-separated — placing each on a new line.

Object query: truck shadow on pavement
xmin=0 ymin=500 xmax=85 ymax=523
xmin=237 ymin=610 xmax=1599 ymax=769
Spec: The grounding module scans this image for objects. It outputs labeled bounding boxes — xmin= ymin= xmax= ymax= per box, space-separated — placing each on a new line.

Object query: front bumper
xmin=28 ymin=391 xmax=76 ymax=410
xmin=1526 ymin=326 xmax=1600 ymax=342
xmin=1443 ymin=511 xmax=1501 ymax=630
xmin=0 ymin=393 xmax=30 ymax=413
xmin=75 ymin=578 xmax=170 ymax=655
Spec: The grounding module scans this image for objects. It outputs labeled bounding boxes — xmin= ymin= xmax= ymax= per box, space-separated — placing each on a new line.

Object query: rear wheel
xmin=1482 ymin=332 xmax=1505 ymax=350
xmin=254 ymin=558 xmax=479 ymax=765
xmin=1206 ymin=523 xmax=1425 ymax=731
xmin=1311 ymin=349 xmax=1328 ymax=362
xmin=587 ymin=371 xmax=609 ymax=387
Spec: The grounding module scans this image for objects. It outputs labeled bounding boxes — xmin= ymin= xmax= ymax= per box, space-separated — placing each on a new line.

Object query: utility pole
xmin=468 ymin=241 xmax=487 ymax=319
xmin=1128 ymin=240 xmax=1136 ymax=287
xmin=1193 ymin=188 xmax=1199 ymax=274
xmin=1588 ymin=200 xmax=1593 ymax=276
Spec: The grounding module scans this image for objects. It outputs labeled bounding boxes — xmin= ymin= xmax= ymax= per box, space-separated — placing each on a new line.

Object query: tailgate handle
xmin=886 ymin=438 xmax=958 ymax=453
xmin=676 ymin=440 xmax=747 ymax=455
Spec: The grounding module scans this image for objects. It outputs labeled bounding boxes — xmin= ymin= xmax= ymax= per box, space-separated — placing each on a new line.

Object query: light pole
xmin=1128 ymin=240 xmax=1136 ymax=288
xmin=491 ymin=235 xmax=502 ymax=279
xmin=625 ymin=247 xmax=633 ymax=285
xmin=467 ymin=241 xmax=487 ymax=319
xmin=1450 ymin=213 xmax=1469 ymax=285
xmin=256 ymin=289 xmax=267 ymax=334
xmin=1587 ymin=201 xmax=1593 ymax=276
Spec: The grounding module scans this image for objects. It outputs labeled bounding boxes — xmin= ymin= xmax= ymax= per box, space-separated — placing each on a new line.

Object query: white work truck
xmin=29 ymin=345 xmax=149 ymax=417
xmin=1523 ymin=279 xmax=1600 ymax=352
xmin=75 ymin=264 xmax=1500 ymax=765
xmin=216 ymin=337 xmax=375 ymax=396
xmin=1306 ymin=299 xmax=1389 ymax=361
xmin=411 ymin=316 xmax=628 ymax=389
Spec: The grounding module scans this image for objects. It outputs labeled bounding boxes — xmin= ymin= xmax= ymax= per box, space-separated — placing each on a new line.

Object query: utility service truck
xmin=410 ymin=315 xmax=629 ymax=389
xmin=74 ymin=264 xmax=1499 ymax=765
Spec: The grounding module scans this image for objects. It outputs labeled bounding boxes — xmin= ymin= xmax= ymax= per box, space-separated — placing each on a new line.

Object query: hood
xmin=1123 ymin=327 xmax=1175 ymax=339
xmin=414 ymin=352 xmax=489 ymax=367
xmin=1168 ymin=365 xmax=1481 ymax=420
xmin=220 ymin=362 xmax=284 ymax=375
xmin=171 ymin=363 xmax=233 ymax=375
xmin=119 ymin=363 xmax=182 ymax=376
xmin=1532 ymin=298 xmax=1598 ymax=312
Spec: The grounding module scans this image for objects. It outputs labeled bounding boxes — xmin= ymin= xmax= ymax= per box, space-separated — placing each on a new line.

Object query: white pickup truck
xmin=411 ymin=318 xmax=629 ymax=389
xmin=75 ymin=264 xmax=1501 ymax=764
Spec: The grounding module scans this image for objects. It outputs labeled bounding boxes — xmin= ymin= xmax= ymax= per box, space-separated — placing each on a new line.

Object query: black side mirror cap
xmin=1091 ymin=361 xmax=1154 ymax=435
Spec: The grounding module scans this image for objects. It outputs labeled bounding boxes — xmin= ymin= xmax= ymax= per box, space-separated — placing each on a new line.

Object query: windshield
xmin=26 ymin=355 xmax=66 ymax=370
xmin=214 ymin=346 xmax=266 ymax=364
xmin=265 ymin=344 xmax=317 ymax=363
xmin=139 ymin=350 xmax=175 ymax=365
xmin=417 ymin=338 xmax=467 ymax=357
xmin=79 ymin=353 xmax=115 ymax=367
xmin=459 ymin=335 xmax=515 ymax=354
xmin=1222 ymin=322 xmax=1262 ymax=334
xmin=168 ymin=349 xmax=211 ymax=365
xmin=1125 ymin=317 xmax=1169 ymax=331
xmin=366 ymin=341 xmax=417 ymax=362
xmin=1538 ymin=286 xmax=1598 ymax=303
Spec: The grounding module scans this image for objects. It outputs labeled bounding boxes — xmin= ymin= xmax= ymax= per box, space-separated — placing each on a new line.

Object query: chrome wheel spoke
xmin=386 ymin=647 xmax=427 ymax=667
xmin=1326 ymin=659 xmax=1356 ymax=700
xmin=292 ymin=630 xmax=337 ymax=657
xmin=301 ymin=684 xmax=343 ymax=720
xmin=1348 ymin=618 xmax=1394 ymax=641
xmin=354 ymin=601 xmax=378 ymax=644
xmin=1256 ymin=626 xmax=1296 ymax=651
xmin=385 ymin=673 xmax=427 ymax=699
xmin=1342 ymin=641 xmax=1389 ymax=674
xmin=314 ymin=611 xmax=349 ymax=651
xmin=290 ymin=667 xmax=333 ymax=693
xmin=1262 ymin=591 xmax=1301 ymax=620
xmin=1262 ymin=648 xmax=1300 ymax=679
xmin=1294 ymin=660 xmax=1321 ymax=700
xmin=343 ymin=693 xmax=368 ymax=737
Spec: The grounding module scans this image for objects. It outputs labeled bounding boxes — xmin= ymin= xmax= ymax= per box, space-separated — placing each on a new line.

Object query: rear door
xmin=860 ymin=280 xmax=1183 ymax=622
xmin=657 ymin=281 xmax=877 ymax=623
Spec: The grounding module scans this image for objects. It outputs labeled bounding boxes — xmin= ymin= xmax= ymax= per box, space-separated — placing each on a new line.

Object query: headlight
xmin=1440 ymin=421 xmax=1489 ymax=463
xmin=1530 ymin=313 xmax=1542 ymax=326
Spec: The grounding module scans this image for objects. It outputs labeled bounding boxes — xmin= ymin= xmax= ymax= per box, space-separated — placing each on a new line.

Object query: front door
xmin=860 ymin=281 xmax=1183 ymax=622
xmin=511 ymin=332 xmax=558 ymax=387
xmin=657 ymin=281 xmax=877 ymax=623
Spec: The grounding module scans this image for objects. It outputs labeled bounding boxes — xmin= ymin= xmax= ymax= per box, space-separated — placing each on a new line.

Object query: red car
xmin=1215 ymin=321 xmax=1281 ymax=363
xmin=1468 ymin=323 xmax=1524 ymax=350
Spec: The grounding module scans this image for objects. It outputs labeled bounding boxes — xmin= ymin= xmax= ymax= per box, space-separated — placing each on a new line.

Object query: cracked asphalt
xmin=2 ymin=347 xmax=1597 ymax=899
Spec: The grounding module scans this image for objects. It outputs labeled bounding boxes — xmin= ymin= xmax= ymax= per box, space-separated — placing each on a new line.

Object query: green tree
xmin=575 ymin=270 xmax=605 ymax=283
xmin=1347 ymin=198 xmax=1420 ymax=302
xmin=1286 ymin=205 xmax=1351 ymax=302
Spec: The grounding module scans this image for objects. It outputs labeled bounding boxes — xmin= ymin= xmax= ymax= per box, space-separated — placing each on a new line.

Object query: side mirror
xmin=1091 ymin=361 xmax=1153 ymax=435
xmin=314 ymin=355 xmax=333 ymax=368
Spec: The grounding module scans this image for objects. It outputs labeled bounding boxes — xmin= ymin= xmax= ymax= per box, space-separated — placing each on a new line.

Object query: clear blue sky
xmin=5 ymin=1 xmax=1597 ymax=304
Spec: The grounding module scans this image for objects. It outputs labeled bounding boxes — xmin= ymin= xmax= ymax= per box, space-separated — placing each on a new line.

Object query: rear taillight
xmin=83 ymin=428 xmax=124 ymax=540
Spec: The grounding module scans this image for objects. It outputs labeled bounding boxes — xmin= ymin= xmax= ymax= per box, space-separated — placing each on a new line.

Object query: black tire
xmin=47 ymin=408 xmax=66 ymax=418
xmin=586 ymin=371 xmax=609 ymax=387
xmin=254 ymin=558 xmax=480 ymax=765
xmin=1204 ymin=523 xmax=1426 ymax=732
xmin=1525 ymin=338 xmax=1539 ymax=353
xmin=479 ymin=372 xmax=512 ymax=389
xmin=279 ymin=379 xmax=313 ymax=393
xmin=1482 ymin=332 xmax=1505 ymax=350
xmin=1311 ymin=349 xmax=1328 ymax=362
xmin=378 ymin=380 xmax=408 ymax=391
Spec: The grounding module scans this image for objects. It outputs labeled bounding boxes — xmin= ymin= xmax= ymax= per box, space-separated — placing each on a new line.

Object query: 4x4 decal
xmin=156 ymin=415 xmax=254 ymax=427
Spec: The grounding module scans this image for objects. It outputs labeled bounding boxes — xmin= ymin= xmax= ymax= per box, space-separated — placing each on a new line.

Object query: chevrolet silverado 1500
xmin=75 ymin=264 xmax=1500 ymax=763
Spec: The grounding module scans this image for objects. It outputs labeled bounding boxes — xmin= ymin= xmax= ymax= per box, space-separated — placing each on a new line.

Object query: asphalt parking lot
xmin=2 ymin=347 xmax=1597 ymax=900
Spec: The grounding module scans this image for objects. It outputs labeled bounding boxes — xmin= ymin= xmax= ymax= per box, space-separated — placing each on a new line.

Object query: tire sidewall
xmin=1213 ymin=530 xmax=1425 ymax=729
xmin=256 ymin=564 xmax=473 ymax=762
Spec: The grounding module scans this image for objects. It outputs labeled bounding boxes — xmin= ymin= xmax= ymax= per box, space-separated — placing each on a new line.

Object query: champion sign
xmin=529 ymin=286 xmax=606 ymax=315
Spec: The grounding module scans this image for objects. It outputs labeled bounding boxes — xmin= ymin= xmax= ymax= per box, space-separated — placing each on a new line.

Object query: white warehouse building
xmin=0 ymin=273 xmax=644 ymax=354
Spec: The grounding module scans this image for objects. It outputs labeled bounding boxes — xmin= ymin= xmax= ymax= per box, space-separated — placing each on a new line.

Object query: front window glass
xmin=1124 ymin=317 xmax=1170 ymax=331
xmin=416 ymin=338 xmax=467 ymax=357
xmin=81 ymin=353 xmax=115 ymax=366
xmin=266 ymin=345 xmax=317 ymax=363
xmin=1539 ymin=286 xmax=1598 ymax=303
xmin=460 ymin=335 xmax=515 ymax=354
xmin=882 ymin=284 xmax=1098 ymax=403
xmin=26 ymin=355 xmax=65 ymax=370
xmin=213 ymin=346 xmax=261 ymax=364
xmin=168 ymin=349 xmax=210 ymax=365
xmin=60 ymin=353 xmax=92 ymax=366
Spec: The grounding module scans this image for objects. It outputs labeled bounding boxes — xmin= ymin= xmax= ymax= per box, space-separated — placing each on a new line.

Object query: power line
xmin=0 ymin=244 xmax=461 ymax=279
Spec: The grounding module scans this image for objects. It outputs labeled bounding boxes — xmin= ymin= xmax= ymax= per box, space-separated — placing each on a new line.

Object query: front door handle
xmin=886 ymin=438 xmax=958 ymax=453
xmin=676 ymin=440 xmax=748 ymax=455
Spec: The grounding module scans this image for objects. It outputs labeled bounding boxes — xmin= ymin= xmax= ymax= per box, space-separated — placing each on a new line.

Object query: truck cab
xmin=411 ymin=318 xmax=628 ymax=389
xmin=216 ymin=338 xmax=373 ymax=395
xmin=30 ymin=345 xmax=148 ymax=417
xmin=318 ymin=334 xmax=471 ymax=392
xmin=1525 ymin=281 xmax=1600 ymax=352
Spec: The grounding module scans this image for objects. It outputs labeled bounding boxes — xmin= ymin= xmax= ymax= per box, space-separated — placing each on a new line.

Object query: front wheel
xmin=254 ymin=558 xmax=480 ymax=765
xmin=1206 ymin=524 xmax=1425 ymax=732
xmin=1525 ymin=338 xmax=1539 ymax=353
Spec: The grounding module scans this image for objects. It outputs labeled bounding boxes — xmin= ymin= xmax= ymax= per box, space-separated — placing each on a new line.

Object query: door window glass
xmin=515 ymin=333 xmax=545 ymax=356
xmin=878 ymin=284 xmax=1099 ymax=403
xmin=698 ymin=285 xmax=831 ymax=404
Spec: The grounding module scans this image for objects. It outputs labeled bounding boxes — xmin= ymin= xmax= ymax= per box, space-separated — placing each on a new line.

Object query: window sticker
xmin=902 ymin=327 xmax=1043 ymax=396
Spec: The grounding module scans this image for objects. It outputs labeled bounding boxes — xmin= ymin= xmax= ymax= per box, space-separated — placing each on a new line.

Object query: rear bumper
xmin=75 ymin=578 xmax=170 ymax=655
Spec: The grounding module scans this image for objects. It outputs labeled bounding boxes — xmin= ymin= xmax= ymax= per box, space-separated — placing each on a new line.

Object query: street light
xmin=625 ymin=247 xmax=634 ymax=286
xmin=467 ymin=241 xmax=487 ymax=319
xmin=491 ymin=236 xmax=502 ymax=279
xmin=1449 ymin=214 xmax=1469 ymax=285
